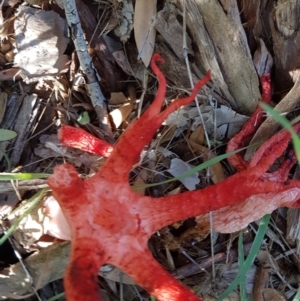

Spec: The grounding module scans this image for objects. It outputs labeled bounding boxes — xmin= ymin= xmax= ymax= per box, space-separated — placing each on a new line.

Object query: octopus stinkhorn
xmin=48 ymin=54 xmax=300 ymax=301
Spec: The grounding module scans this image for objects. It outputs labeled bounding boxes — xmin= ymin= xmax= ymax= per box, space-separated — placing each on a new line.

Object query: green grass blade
xmin=293 ymin=288 xmax=300 ymax=301
xmin=259 ymin=102 xmax=300 ymax=163
xmin=216 ymin=214 xmax=271 ymax=301
xmin=238 ymin=231 xmax=247 ymax=301
xmin=46 ymin=292 xmax=65 ymax=301
xmin=0 ymin=173 xmax=50 ymax=180
xmin=0 ymin=148 xmax=11 ymax=171
xmin=0 ymin=188 xmax=48 ymax=246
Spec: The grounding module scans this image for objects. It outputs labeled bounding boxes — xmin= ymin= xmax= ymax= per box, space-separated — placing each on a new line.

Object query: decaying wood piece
xmin=154 ymin=4 xmax=227 ymax=103
xmin=155 ymin=3 xmax=193 ymax=62
xmin=270 ymin=0 xmax=300 ymax=91
xmin=182 ymin=0 xmax=260 ymax=114
xmin=182 ymin=0 xmax=234 ymax=108
xmin=241 ymin=0 xmax=300 ymax=91
xmin=9 ymin=95 xmax=40 ymax=167
xmin=155 ymin=42 xmax=229 ymax=106
xmin=194 ymin=0 xmax=260 ymax=114
xmin=0 ymin=92 xmax=49 ymax=216
xmin=0 ymin=93 xmax=40 ymax=169
xmin=155 ymin=44 xmax=204 ymax=90
xmin=238 ymin=0 xmax=263 ymax=52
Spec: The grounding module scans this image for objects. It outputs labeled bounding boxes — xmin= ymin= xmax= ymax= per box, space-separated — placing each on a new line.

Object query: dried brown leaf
xmin=189 ymin=125 xmax=205 ymax=145
xmin=109 ymin=92 xmax=128 ymax=106
xmin=159 ymin=125 xmax=177 ymax=144
xmin=262 ymin=288 xmax=287 ymax=301
xmin=134 ymin=0 xmax=156 ymax=66
xmin=109 ymin=103 xmax=133 ymax=128
xmin=188 ymin=140 xmax=225 ymax=184
xmin=133 ymin=169 xmax=148 ymax=196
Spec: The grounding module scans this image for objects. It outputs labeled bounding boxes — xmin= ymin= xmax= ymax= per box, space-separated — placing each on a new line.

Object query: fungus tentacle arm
xmin=99 ymin=67 xmax=210 ymax=182
xmin=158 ymin=71 xmax=211 ymax=121
xmin=141 ymin=53 xmax=167 ymax=119
xmin=63 ymin=241 xmax=108 ymax=301
xmin=199 ymin=188 xmax=300 ymax=233
xmin=249 ymin=123 xmax=300 ymax=167
xmin=48 ymin=54 xmax=211 ymax=301
xmin=227 ymin=73 xmax=271 ymax=171
xmin=58 ymin=125 xmax=114 ymax=157
xmin=47 ymin=164 xmax=85 ymax=215
xmin=143 ymin=172 xmax=300 ymax=234
xmin=113 ymin=248 xmax=200 ymax=301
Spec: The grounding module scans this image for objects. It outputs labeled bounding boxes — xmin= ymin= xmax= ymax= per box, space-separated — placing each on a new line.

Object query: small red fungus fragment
xmin=58 ymin=124 xmax=114 ymax=157
xmin=48 ymin=54 xmax=300 ymax=301
xmin=227 ymin=73 xmax=272 ymax=171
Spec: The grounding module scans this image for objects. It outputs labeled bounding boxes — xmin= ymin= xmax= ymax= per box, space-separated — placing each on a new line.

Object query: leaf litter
xmin=0 ymin=1 xmax=300 ymax=301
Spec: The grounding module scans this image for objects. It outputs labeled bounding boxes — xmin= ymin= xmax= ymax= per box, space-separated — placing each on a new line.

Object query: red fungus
xmin=58 ymin=124 xmax=114 ymax=157
xmin=226 ymin=74 xmax=272 ymax=171
xmin=199 ymin=74 xmax=300 ymax=233
xmin=48 ymin=54 xmax=300 ymax=301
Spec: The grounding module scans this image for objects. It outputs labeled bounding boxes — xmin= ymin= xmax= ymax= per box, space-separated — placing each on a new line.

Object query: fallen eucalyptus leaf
xmin=134 ymin=0 xmax=156 ymax=66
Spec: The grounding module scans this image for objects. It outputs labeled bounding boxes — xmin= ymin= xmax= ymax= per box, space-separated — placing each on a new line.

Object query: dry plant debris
xmin=1 ymin=1 xmax=300 ymax=300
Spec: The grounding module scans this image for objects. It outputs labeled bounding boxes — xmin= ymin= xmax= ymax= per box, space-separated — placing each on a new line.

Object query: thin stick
xmin=62 ymin=0 xmax=113 ymax=140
